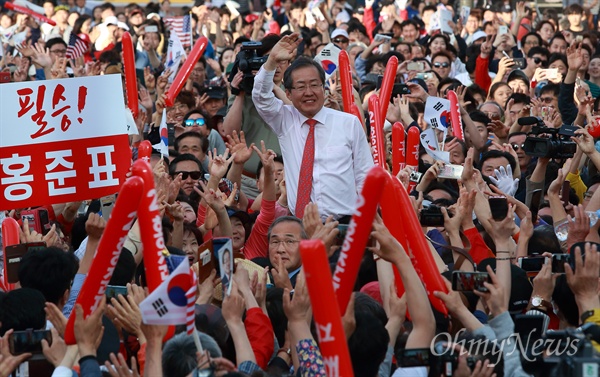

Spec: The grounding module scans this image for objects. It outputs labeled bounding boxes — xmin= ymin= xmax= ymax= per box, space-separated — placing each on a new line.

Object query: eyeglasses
xmin=269 ymin=239 xmax=300 ymax=248
xmin=533 ymin=57 xmax=548 ymax=67
xmin=290 ymin=83 xmax=323 ymax=92
xmin=433 ymin=62 xmax=450 ymax=68
xmin=584 ymin=191 xmax=595 ymax=200
xmin=185 ymin=118 xmax=206 ymax=127
xmin=175 ymin=171 xmax=202 ymax=180
xmin=524 ymin=41 xmax=539 ymax=46
xmin=333 ymin=38 xmax=349 ymax=44
xmin=539 ymin=96 xmax=554 ymax=104
xmin=50 ymin=49 xmax=67 ymax=55
xmin=511 ymin=143 xmax=525 ymax=151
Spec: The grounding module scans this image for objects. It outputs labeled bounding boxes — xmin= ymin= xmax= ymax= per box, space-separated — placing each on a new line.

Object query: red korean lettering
xmin=1 ymin=153 xmax=34 ymax=201
xmin=51 ymin=84 xmax=72 ymax=132
xmin=30 ymin=85 xmax=54 ymax=139
xmin=17 ymin=88 xmax=34 ymax=117
xmin=77 ymin=86 xmax=87 ymax=124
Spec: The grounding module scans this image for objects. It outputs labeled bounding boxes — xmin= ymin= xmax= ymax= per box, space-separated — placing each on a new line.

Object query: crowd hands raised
xmin=3 ymin=0 xmax=600 ymax=376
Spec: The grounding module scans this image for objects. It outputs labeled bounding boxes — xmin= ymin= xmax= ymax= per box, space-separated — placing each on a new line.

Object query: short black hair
xmin=108 ymin=250 xmax=136 ymax=286
xmin=173 ymin=131 xmax=209 ymax=155
xmin=507 ymin=92 xmax=531 ymax=106
xmin=46 ymin=37 xmax=67 ymax=50
xmin=256 ymin=155 xmax=284 ymax=180
xmin=175 ymin=90 xmax=196 ymax=110
xmin=469 ymin=110 xmax=491 ymax=126
xmin=348 ymin=312 xmax=389 ymax=377
xmin=540 ymin=83 xmax=560 ymax=97
xmin=0 ymin=288 xmax=47 ymax=336
xmin=283 ymin=56 xmax=325 ymax=90
xmin=479 ymin=150 xmax=517 ymax=174
xmin=527 ymin=46 xmax=550 ymax=59
xmin=18 ymin=247 xmax=79 ymax=305
xmin=521 ymin=32 xmax=542 ymax=47
xmin=169 ymin=153 xmax=204 ymax=176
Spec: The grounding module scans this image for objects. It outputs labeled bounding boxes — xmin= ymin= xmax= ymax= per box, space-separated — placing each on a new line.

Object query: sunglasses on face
xmin=175 ymin=171 xmax=202 ymax=180
xmin=333 ymin=38 xmax=349 ymax=44
xmin=185 ymin=118 xmax=206 ymax=127
xmin=433 ymin=62 xmax=450 ymax=68
xmin=533 ymin=57 xmax=548 ymax=67
xmin=511 ymin=143 xmax=525 ymax=151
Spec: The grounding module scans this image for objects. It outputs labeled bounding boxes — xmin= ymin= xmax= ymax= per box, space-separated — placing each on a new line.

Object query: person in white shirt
xmin=252 ymin=33 xmax=374 ymax=220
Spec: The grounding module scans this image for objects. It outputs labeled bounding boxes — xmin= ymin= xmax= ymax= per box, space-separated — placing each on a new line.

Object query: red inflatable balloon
xmin=405 ymin=126 xmax=420 ymax=192
xmin=64 ymin=176 xmax=144 ymax=344
xmin=350 ymin=103 xmax=364 ymax=128
xmin=122 ymin=32 xmax=139 ymax=118
xmin=132 ymin=160 xmax=170 ymax=291
xmin=589 ymin=117 xmax=600 ymax=138
xmin=392 ymin=122 xmax=405 ymax=176
xmin=333 ymin=166 xmax=387 ymax=314
xmin=379 ymin=56 xmax=398 ymax=121
xmin=393 ymin=176 xmax=448 ymax=316
xmin=338 ymin=50 xmax=354 ymax=114
xmin=300 ymin=240 xmax=354 ymax=377
xmin=165 ymin=37 xmax=208 ymax=107
xmin=448 ymin=90 xmax=464 ymax=141
xmin=2 ymin=217 xmax=20 ymax=291
xmin=137 ymin=140 xmax=152 ymax=162
xmin=380 ymin=175 xmax=407 ymax=298
xmin=3 ymin=2 xmax=56 ymax=26
xmin=369 ymin=95 xmax=386 ymax=168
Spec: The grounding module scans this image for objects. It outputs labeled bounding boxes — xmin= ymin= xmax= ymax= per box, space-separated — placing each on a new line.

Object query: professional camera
xmin=519 ymin=117 xmax=577 ymax=159
xmin=521 ymin=323 xmax=600 ymax=377
xmin=228 ymin=41 xmax=268 ymax=93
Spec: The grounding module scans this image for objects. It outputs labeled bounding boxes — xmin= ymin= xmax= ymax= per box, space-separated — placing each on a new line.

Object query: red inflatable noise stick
xmin=369 ymin=94 xmax=386 ymax=168
xmin=137 ymin=140 xmax=152 ymax=162
xmin=333 ymin=166 xmax=387 ymax=314
xmin=448 ymin=90 xmax=464 ymax=141
xmin=405 ymin=126 xmax=420 ymax=192
xmin=300 ymin=239 xmax=355 ymax=377
xmin=338 ymin=49 xmax=354 ymax=114
xmin=1 ymin=217 xmax=20 ymax=291
xmin=378 ymin=55 xmax=398 ymax=121
xmin=392 ymin=122 xmax=405 ymax=176
xmin=2 ymin=1 xmax=56 ymax=26
xmin=393 ymin=176 xmax=449 ymax=316
xmin=64 ymin=176 xmax=144 ymax=345
xmin=122 ymin=32 xmax=139 ymax=118
xmin=165 ymin=37 xmax=208 ymax=107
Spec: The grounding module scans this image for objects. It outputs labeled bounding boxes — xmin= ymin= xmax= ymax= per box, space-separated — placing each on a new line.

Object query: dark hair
xmin=256 ymin=155 xmax=284 ymax=180
xmin=348 ymin=312 xmax=390 ymax=377
xmin=173 ymin=132 xmax=209 ymax=156
xmin=564 ymin=4 xmax=584 ymax=15
xmin=552 ymin=275 xmax=579 ymax=326
xmin=400 ymin=19 xmax=418 ymax=31
xmin=431 ymin=51 xmax=452 ymax=64
xmin=183 ymin=108 xmax=213 ymax=130
xmin=540 ymin=83 xmax=560 ymax=97
xmin=507 ymin=92 xmax=531 ymax=106
xmin=283 ymin=56 xmax=325 ymax=90
xmin=99 ymin=2 xmax=116 ymax=12
xmin=479 ymin=150 xmax=517 ymax=174
xmin=72 ymin=14 xmax=92 ymax=35
xmin=108 ymin=250 xmax=136 ymax=286
xmin=535 ymin=20 xmax=555 ymax=36
xmin=18 ymin=247 xmax=79 ymax=305
xmin=549 ymin=32 xmax=567 ymax=46
xmin=548 ymin=53 xmax=567 ymax=70
xmin=527 ymin=46 xmax=550 ymax=59
xmin=0 ymin=288 xmax=47 ymax=336
xmin=469 ymin=110 xmax=491 ymax=126
xmin=521 ymin=32 xmax=542 ymax=47
xmin=258 ymin=33 xmax=281 ymax=56
xmin=183 ymin=222 xmax=203 ymax=244
xmin=46 ymin=37 xmax=67 ymax=50
xmin=528 ymin=225 xmax=562 ymax=255
xmin=175 ymin=90 xmax=196 ymax=110
xmin=169 ymin=153 xmax=204 ymax=176
xmin=426 ymin=34 xmax=449 ymax=56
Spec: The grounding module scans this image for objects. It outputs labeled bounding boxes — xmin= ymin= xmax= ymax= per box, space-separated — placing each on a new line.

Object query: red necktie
xmin=295 ymin=119 xmax=317 ymax=218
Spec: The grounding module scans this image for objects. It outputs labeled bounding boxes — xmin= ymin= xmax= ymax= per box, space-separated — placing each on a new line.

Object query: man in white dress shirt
xmin=252 ymin=33 xmax=374 ymax=220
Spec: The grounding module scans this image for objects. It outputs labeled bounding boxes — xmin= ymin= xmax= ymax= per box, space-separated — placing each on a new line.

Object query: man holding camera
xmin=252 ymin=33 xmax=373 ymax=220
xmin=222 ymin=35 xmax=286 ymax=199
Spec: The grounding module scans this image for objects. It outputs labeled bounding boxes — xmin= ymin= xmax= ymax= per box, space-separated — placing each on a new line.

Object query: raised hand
xmin=252 ymin=140 xmax=276 ymax=172
xmin=566 ymin=43 xmax=584 ymax=72
xmin=226 ymin=130 xmax=254 ymax=165
xmin=266 ymin=33 xmax=301 ymax=69
xmin=208 ymin=148 xmax=235 ymax=180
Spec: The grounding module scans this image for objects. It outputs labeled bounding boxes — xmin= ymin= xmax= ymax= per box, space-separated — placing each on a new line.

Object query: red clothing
xmin=196 ymin=203 xmax=207 ymax=228
xmin=474 ymin=55 xmax=492 ymax=94
xmin=244 ymin=307 xmax=275 ymax=369
xmin=243 ymin=199 xmax=275 ymax=260
xmin=464 ymin=227 xmax=495 ymax=264
xmin=363 ymin=6 xmax=376 ymax=41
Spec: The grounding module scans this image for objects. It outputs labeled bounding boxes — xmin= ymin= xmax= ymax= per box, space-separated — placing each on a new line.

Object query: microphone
xmin=517 ymin=117 xmax=541 ymax=126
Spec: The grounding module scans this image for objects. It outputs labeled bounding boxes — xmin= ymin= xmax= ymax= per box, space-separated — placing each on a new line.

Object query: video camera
xmin=521 ymin=323 xmax=600 ymax=377
xmin=228 ymin=41 xmax=268 ymax=93
xmin=519 ymin=117 xmax=577 ymax=159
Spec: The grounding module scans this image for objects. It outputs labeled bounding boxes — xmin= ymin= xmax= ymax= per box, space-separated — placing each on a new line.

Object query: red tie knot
xmin=306 ymin=118 xmax=318 ymax=128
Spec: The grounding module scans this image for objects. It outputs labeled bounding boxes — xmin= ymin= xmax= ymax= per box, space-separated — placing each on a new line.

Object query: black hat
xmin=204 ymin=86 xmax=227 ymax=99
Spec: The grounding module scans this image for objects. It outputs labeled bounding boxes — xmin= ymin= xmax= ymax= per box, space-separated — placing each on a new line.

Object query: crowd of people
xmin=1 ymin=0 xmax=600 ymax=376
